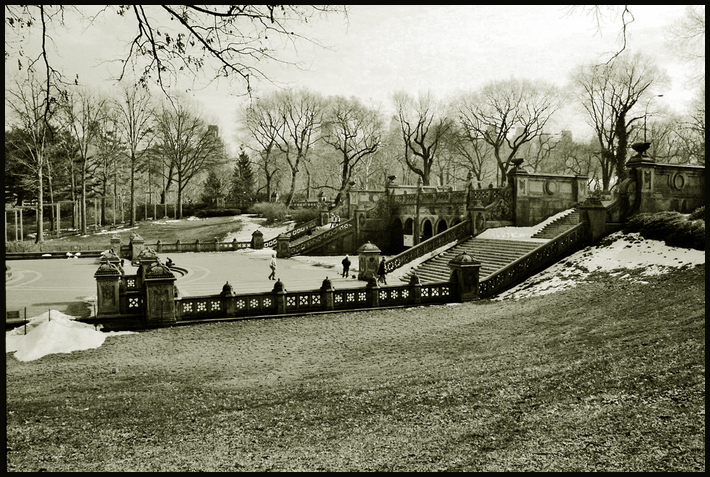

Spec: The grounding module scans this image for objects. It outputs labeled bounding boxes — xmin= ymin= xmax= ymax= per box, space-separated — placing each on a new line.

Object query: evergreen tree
xmin=200 ymin=168 xmax=227 ymax=205
xmin=230 ymin=150 xmax=255 ymax=207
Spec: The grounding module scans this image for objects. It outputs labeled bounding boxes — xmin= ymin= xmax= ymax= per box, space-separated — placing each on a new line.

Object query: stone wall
xmin=510 ymin=169 xmax=588 ymax=227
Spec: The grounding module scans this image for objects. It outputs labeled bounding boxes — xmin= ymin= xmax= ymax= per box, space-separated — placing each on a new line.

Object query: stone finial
xmin=320 ymin=276 xmax=333 ymax=291
xmin=273 ymin=279 xmax=286 ymax=293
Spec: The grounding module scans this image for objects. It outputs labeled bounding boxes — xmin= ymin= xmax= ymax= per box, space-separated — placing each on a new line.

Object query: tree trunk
xmin=615 ymin=113 xmax=629 ymax=184
xmin=35 ymin=167 xmax=44 ymax=243
xmin=130 ymin=152 xmax=137 ymax=226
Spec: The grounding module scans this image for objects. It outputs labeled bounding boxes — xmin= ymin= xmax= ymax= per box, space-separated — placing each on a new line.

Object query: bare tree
xmin=456 ymin=79 xmax=560 ymax=186
xmin=573 ymin=52 xmax=668 ymax=190
xmin=447 ymin=123 xmax=496 ymax=186
xmin=393 ymin=91 xmax=452 ymax=186
xmin=5 ymin=71 xmax=58 ymax=242
xmin=321 ymin=96 xmax=383 ymax=206
xmin=665 ymin=5 xmax=705 ymax=86
xmin=113 ymin=84 xmax=156 ymax=225
xmin=156 ymin=98 xmax=226 ymax=218
xmin=59 ymin=86 xmax=109 ymax=234
xmin=5 ymin=5 xmax=348 ymax=110
xmin=272 ymin=88 xmax=323 ymax=207
xmin=242 ymin=95 xmax=285 ymax=201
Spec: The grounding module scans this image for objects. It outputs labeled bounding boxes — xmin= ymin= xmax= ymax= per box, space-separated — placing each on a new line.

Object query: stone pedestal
xmin=251 ymin=230 xmax=264 ymax=249
xmin=320 ymin=277 xmax=335 ymax=311
xmin=94 ymin=262 xmax=122 ymax=316
xmin=130 ymin=233 xmax=145 ymax=263
xmin=366 ymin=277 xmax=380 ymax=307
xmin=357 ymin=241 xmax=381 ymax=281
xmin=143 ymin=262 xmax=177 ymax=327
xmin=276 ymin=233 xmax=290 ymax=258
xmin=273 ymin=279 xmax=287 ymax=314
xmin=448 ymin=251 xmax=482 ymax=302
xmin=578 ymin=196 xmax=607 ymax=243
xmin=110 ymin=234 xmax=121 ymax=254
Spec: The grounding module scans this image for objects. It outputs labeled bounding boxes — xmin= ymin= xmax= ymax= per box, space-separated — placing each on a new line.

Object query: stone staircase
xmin=399 ymin=237 xmax=543 ymax=284
xmin=530 ymin=210 xmax=580 ymax=239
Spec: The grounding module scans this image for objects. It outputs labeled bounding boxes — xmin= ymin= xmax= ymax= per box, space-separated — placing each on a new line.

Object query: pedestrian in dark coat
xmin=377 ymin=257 xmax=387 ymax=285
xmin=341 ymin=254 xmax=351 ymax=278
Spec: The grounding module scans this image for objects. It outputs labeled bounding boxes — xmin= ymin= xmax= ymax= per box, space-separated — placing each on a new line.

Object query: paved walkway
xmin=5 ymin=250 xmax=370 ymax=320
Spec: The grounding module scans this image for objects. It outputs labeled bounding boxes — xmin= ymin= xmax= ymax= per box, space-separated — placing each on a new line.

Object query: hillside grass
xmin=6 ymin=264 xmax=705 ymax=471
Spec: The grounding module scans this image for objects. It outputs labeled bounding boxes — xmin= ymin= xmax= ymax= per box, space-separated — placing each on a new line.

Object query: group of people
xmin=267 ymin=253 xmax=387 ymax=284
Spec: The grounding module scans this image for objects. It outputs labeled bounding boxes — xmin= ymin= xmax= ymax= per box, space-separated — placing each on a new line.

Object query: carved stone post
xmin=357 ymin=241 xmax=381 ymax=281
xmin=94 ymin=262 xmax=122 ymax=317
xmin=276 ymin=233 xmax=290 ymax=258
xmin=221 ymin=281 xmax=237 ymax=317
xmin=110 ymin=234 xmax=121 ymax=254
xmin=448 ymin=251 xmax=482 ymax=302
xmin=409 ymin=273 xmax=422 ymax=305
xmin=129 ymin=232 xmax=145 ymax=263
xmin=320 ymin=277 xmax=335 ymax=311
xmin=143 ymin=262 xmax=177 ymax=327
xmin=366 ymin=277 xmax=380 ymax=307
xmin=273 ymin=279 xmax=287 ymax=314
xmin=251 ymin=229 xmax=264 ymax=250
xmin=578 ymin=196 xmax=608 ymax=244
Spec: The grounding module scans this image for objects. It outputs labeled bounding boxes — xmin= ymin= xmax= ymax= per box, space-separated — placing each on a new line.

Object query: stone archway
xmin=389 ymin=217 xmax=404 ymax=254
xmin=436 ymin=218 xmax=448 ymax=235
xmin=421 ymin=219 xmax=433 ymax=242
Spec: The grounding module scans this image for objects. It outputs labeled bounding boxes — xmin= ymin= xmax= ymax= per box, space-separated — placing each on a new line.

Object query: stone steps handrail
xmin=384 ymin=219 xmax=471 ymax=275
xmin=289 ymin=218 xmax=355 ymax=256
xmin=478 ymin=222 xmax=586 ymax=299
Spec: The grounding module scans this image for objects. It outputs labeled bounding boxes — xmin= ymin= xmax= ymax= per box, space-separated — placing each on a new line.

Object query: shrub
xmin=624 ymin=211 xmax=705 ymax=250
xmin=689 ymin=206 xmax=705 ymax=221
xmin=249 ymin=202 xmax=289 ymax=224
xmin=194 ymin=208 xmax=241 ymax=218
xmin=290 ymin=207 xmax=321 ymax=225
xmin=5 ymin=241 xmax=42 ymax=253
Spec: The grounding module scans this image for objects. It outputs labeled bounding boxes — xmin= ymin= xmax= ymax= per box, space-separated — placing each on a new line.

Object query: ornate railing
xmin=481 ymin=186 xmax=513 ymax=221
xmin=176 ymin=281 xmax=456 ymax=322
xmin=289 ymin=219 xmax=355 ymax=256
xmin=469 ymin=187 xmax=502 ymax=206
xmin=384 ymin=220 xmax=470 ymax=274
xmin=478 ymin=223 xmax=586 ymax=299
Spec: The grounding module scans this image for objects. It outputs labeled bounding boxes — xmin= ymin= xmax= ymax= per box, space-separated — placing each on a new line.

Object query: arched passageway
xmin=389 ymin=218 xmax=404 ymax=254
xmin=421 ymin=219 xmax=433 ymax=242
xmin=436 ymin=219 xmax=448 ymax=234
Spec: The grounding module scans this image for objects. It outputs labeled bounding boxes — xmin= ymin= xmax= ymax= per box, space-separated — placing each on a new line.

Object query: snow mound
xmin=6 ymin=310 xmax=134 ymax=362
xmin=494 ymin=231 xmax=705 ymax=301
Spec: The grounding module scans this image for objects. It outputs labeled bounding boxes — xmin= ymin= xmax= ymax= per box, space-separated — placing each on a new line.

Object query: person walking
xmin=341 ymin=254 xmax=351 ymax=278
xmin=268 ymin=253 xmax=277 ymax=280
xmin=377 ymin=257 xmax=387 ymax=285
xmin=335 ymin=215 xmax=340 ymax=227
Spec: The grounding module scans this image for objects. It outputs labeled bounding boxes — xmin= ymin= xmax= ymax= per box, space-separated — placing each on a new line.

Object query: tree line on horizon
xmin=4 ymin=5 xmax=705 ymax=243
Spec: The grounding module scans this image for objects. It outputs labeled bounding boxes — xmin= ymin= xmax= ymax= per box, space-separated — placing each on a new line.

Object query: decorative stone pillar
xmin=468 ymin=200 xmax=487 ymax=236
xmin=276 ymin=233 xmax=290 ymax=258
xmin=357 ymin=241 xmax=381 ymax=281
xmin=320 ymin=277 xmax=335 ymax=311
xmin=94 ymin=262 xmax=122 ymax=317
xmin=251 ymin=229 xmax=264 ymax=249
xmin=129 ymin=232 xmax=145 ymax=262
xmin=448 ymin=251 xmax=482 ymax=302
xmin=578 ymin=196 xmax=607 ymax=243
xmin=143 ymin=262 xmax=177 ymax=327
xmin=220 ymin=281 xmax=236 ymax=316
xmin=100 ymin=249 xmax=124 ymax=275
xmin=366 ymin=277 xmax=380 ymax=307
xmin=110 ymin=234 xmax=121 ymax=254
xmin=409 ymin=272 xmax=422 ymax=305
xmin=273 ymin=279 xmax=287 ymax=314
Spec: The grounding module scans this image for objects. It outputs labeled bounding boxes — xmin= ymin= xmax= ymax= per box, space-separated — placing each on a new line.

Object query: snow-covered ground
xmin=6 ymin=212 xmax=704 ymax=362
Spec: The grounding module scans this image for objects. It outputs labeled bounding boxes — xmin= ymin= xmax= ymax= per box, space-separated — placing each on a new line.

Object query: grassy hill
xmin=6 ymin=264 xmax=705 ymax=471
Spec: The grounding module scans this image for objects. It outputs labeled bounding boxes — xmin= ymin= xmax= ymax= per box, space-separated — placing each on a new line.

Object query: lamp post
xmin=643 ymin=94 xmax=664 ymax=143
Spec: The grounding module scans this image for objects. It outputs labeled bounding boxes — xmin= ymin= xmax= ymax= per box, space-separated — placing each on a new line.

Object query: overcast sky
xmin=5 ymin=5 xmax=700 ymax=154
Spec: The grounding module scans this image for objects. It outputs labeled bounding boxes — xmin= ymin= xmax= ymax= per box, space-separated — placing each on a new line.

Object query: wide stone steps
xmin=399 ymin=238 xmax=543 ymax=284
xmin=531 ymin=211 xmax=581 ymax=239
